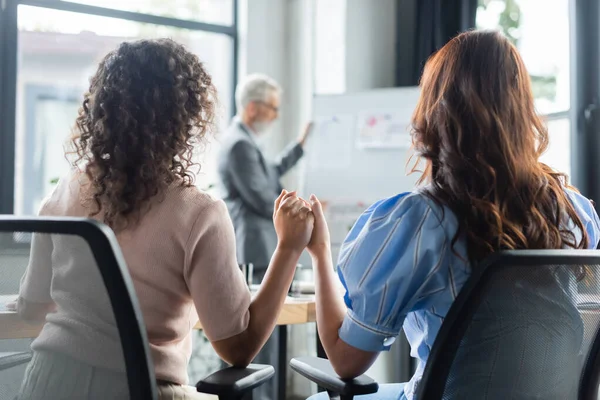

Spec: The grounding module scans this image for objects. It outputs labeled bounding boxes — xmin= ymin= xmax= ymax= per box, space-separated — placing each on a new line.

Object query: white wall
xmin=345 ymin=0 xmax=398 ymax=92
xmin=237 ymin=0 xmax=289 ymax=158
xmin=283 ymin=0 xmax=315 ymax=191
xmin=237 ymin=0 xmax=314 ymax=191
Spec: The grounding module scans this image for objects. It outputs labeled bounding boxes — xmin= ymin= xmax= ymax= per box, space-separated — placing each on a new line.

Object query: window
xmin=19 ymin=86 xmax=80 ymax=216
xmin=477 ymin=0 xmax=571 ymax=177
xmin=61 ymin=0 xmax=234 ymax=25
xmin=477 ymin=0 xmax=570 ymax=114
xmin=1 ymin=1 xmax=237 ymax=215
xmin=540 ymin=117 xmax=571 ymax=179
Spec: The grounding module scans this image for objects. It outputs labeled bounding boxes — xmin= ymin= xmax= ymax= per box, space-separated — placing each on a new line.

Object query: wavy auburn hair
xmin=69 ymin=38 xmax=216 ymax=230
xmin=411 ymin=30 xmax=587 ymax=263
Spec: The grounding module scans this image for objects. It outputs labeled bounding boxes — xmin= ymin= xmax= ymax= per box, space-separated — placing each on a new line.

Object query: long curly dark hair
xmin=69 ymin=38 xmax=217 ymax=230
xmin=410 ymin=30 xmax=587 ymax=263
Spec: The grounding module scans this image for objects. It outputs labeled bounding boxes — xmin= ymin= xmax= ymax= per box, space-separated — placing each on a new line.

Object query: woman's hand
xmin=274 ymin=190 xmax=314 ymax=253
xmin=307 ymin=194 xmax=331 ymax=257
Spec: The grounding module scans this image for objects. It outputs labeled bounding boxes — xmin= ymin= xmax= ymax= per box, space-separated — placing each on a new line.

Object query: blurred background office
xmin=0 ymin=0 xmax=574 ymax=217
xmin=1 ymin=0 xmax=598 ymax=399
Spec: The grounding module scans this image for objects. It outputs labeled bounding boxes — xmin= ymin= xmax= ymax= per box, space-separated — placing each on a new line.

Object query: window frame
xmin=0 ymin=0 xmax=239 ymax=214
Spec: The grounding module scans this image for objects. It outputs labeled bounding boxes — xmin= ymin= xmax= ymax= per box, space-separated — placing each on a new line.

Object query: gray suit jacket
xmin=218 ymin=119 xmax=304 ymax=268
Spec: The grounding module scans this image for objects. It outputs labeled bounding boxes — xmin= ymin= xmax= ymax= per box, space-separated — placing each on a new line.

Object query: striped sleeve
xmin=337 ymin=193 xmax=450 ymax=352
xmin=565 ymin=188 xmax=600 ymax=249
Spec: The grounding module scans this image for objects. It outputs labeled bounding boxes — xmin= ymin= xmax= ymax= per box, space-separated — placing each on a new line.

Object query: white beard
xmin=252 ymin=120 xmax=273 ymax=135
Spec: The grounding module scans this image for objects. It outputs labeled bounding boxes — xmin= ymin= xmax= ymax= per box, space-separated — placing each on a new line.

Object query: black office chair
xmin=0 ymin=217 xmax=273 ymax=400
xmin=291 ymin=250 xmax=600 ymax=400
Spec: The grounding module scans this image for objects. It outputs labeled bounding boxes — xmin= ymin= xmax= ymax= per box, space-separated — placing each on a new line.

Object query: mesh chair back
xmin=0 ymin=217 xmax=157 ymax=400
xmin=417 ymin=250 xmax=600 ymax=400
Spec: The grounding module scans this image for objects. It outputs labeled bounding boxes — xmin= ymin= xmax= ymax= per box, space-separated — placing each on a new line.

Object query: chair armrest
xmin=0 ymin=352 xmax=32 ymax=371
xmin=196 ymin=363 xmax=275 ymax=397
xmin=290 ymin=356 xmax=378 ymax=396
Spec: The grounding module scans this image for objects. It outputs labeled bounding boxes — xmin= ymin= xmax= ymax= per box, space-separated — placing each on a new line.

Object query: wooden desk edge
xmin=0 ymin=300 xmax=316 ymax=339
xmin=195 ymin=299 xmax=316 ymax=330
xmin=0 ymin=312 xmax=41 ymax=339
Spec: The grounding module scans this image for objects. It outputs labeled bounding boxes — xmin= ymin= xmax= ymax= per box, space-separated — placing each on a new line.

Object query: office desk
xmin=195 ymin=296 xmax=316 ymax=329
xmin=0 ymin=296 xmax=316 ymax=339
xmin=193 ymin=297 xmax=318 ymax=400
xmin=0 ymin=296 xmax=320 ymax=399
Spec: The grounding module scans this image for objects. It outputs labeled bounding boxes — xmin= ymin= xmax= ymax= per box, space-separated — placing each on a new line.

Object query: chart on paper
xmin=308 ymin=114 xmax=355 ymax=170
xmin=356 ymin=110 xmax=412 ymax=149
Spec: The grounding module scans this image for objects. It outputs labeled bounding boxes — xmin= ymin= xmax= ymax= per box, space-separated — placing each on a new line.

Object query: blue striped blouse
xmin=336 ymin=188 xmax=600 ymax=400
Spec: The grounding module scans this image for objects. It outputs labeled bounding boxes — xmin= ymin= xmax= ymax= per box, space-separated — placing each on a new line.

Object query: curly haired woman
xmin=15 ymin=39 xmax=313 ymax=399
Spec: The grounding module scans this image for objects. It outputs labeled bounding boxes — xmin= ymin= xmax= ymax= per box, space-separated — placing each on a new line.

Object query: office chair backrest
xmin=417 ymin=250 xmax=600 ymax=400
xmin=0 ymin=217 xmax=157 ymax=400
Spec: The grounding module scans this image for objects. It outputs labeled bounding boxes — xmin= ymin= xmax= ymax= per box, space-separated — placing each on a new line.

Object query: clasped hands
xmin=273 ymin=190 xmax=330 ymax=257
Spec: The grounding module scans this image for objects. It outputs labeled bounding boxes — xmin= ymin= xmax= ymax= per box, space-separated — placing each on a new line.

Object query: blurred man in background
xmin=218 ymin=73 xmax=312 ymax=400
